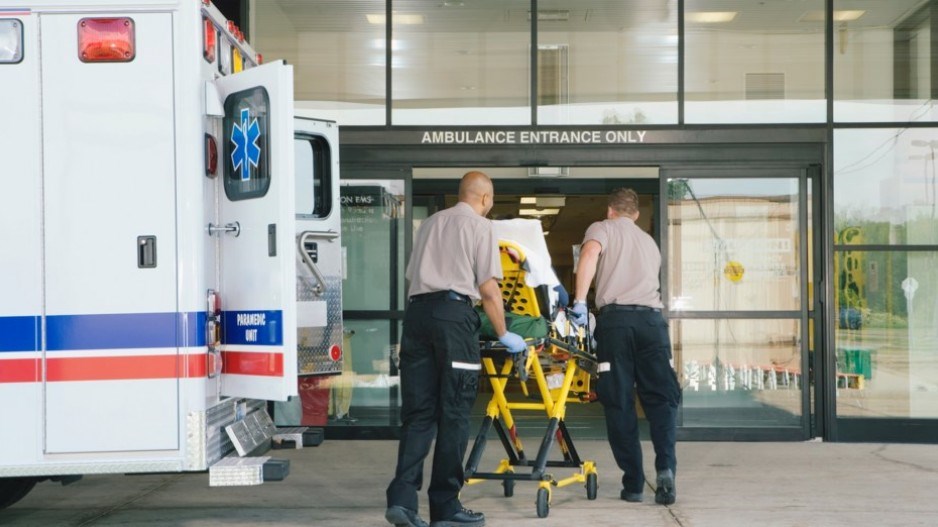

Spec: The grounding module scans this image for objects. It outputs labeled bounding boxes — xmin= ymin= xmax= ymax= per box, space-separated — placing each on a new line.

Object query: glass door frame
xmin=660 ymin=166 xmax=819 ymax=441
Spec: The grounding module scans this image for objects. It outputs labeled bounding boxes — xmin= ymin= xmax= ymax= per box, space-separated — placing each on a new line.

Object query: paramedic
xmin=386 ymin=171 xmax=527 ymax=527
xmin=571 ymin=188 xmax=680 ymax=506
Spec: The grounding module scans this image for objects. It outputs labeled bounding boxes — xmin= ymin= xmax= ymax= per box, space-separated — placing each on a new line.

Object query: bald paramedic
xmin=571 ymin=188 xmax=680 ymax=506
xmin=386 ymin=171 xmax=526 ymax=527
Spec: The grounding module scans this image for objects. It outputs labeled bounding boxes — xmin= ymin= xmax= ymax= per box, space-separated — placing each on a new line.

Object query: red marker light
xmin=78 ymin=18 xmax=135 ymax=63
xmin=329 ymin=345 xmax=342 ymax=362
xmin=204 ymin=134 xmax=218 ymax=177
xmin=203 ymin=18 xmax=216 ymax=63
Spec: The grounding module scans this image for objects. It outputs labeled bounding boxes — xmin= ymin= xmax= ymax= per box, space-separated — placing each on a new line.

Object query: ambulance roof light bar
xmin=203 ymin=3 xmax=258 ymax=70
xmin=0 ymin=19 xmax=24 ymax=64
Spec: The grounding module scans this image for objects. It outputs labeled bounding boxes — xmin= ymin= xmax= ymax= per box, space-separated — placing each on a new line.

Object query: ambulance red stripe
xmin=221 ymin=351 xmax=284 ymax=376
xmin=0 ymin=354 xmax=211 ymax=382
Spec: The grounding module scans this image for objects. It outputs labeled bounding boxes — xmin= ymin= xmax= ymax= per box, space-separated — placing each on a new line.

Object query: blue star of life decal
xmin=230 ymin=108 xmax=261 ymax=181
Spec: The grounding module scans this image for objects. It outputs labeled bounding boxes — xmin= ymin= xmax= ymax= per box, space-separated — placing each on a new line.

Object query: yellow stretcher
xmin=464 ymin=241 xmax=599 ymax=519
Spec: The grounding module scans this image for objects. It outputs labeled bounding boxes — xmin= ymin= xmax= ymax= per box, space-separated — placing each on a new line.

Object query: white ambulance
xmin=0 ymin=0 xmax=343 ymax=508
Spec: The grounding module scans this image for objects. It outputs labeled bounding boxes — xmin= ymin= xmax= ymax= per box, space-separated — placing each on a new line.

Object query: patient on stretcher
xmin=477 ymin=218 xmax=583 ymax=340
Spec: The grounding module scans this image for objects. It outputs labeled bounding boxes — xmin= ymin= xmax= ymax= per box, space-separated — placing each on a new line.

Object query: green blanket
xmin=477 ymin=308 xmax=549 ymax=340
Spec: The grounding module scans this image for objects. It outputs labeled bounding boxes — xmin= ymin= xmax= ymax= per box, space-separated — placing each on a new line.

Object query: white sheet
xmin=493 ymin=218 xmax=562 ymax=310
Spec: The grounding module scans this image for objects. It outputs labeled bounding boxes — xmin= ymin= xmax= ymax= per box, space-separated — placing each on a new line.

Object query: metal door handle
xmin=298 ymin=231 xmax=334 ymax=296
xmin=208 ymin=222 xmax=240 ymax=237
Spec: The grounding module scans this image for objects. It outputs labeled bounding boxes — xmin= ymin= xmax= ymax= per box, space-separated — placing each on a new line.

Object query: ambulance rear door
xmin=213 ymin=61 xmax=297 ymax=401
xmin=294 ymin=118 xmax=343 ymax=376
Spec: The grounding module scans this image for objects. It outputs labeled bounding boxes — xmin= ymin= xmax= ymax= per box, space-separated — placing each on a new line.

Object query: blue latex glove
xmin=498 ymin=331 xmax=527 ymax=354
xmin=570 ymin=301 xmax=588 ymax=326
xmin=553 ymin=284 xmax=569 ymax=309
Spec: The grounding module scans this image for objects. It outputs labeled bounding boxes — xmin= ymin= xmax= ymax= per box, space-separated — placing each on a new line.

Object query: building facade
xmin=242 ymin=0 xmax=938 ymax=443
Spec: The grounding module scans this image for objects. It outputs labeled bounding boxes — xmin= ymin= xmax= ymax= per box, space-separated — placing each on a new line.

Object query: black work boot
xmin=655 ymin=469 xmax=676 ymax=505
xmin=429 ymin=508 xmax=485 ymax=527
xmin=385 ymin=505 xmax=429 ymax=527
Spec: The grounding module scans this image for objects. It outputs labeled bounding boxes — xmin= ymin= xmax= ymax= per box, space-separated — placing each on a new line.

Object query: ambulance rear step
xmin=208 ymin=409 xmax=305 ymax=486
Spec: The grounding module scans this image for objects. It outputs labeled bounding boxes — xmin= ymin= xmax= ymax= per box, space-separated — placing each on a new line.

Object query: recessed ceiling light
xmin=519 ymin=208 xmax=561 ymax=216
xmin=520 ymin=197 xmax=537 ymax=204
xmin=366 ymin=13 xmax=425 ymax=25
xmin=528 ymin=10 xmax=570 ymax=22
xmin=799 ymin=10 xmax=865 ymax=22
xmin=686 ymin=11 xmax=737 ymax=23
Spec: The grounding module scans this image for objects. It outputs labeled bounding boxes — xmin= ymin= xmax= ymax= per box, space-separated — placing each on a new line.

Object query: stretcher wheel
xmin=502 ymin=478 xmax=515 ymax=497
xmin=535 ymin=487 xmax=550 ymax=518
xmin=586 ymin=472 xmax=598 ymax=500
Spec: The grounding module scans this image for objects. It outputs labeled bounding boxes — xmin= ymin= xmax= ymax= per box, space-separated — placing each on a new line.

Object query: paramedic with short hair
xmin=571 ymin=187 xmax=680 ymax=506
xmin=385 ymin=171 xmax=526 ymax=527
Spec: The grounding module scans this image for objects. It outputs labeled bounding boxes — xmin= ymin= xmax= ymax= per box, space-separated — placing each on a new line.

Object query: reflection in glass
xmin=537 ymin=0 xmax=677 ymax=125
xmin=334 ymin=320 xmax=397 ymax=425
xmin=675 ymin=318 xmax=803 ymax=427
xmin=834 ymin=129 xmax=938 ymax=245
xmin=834 ymin=251 xmax=938 ymax=418
xmin=684 ymin=0 xmax=825 ymax=123
xmin=341 ymin=181 xmax=405 ymax=311
xmin=392 ymin=0 xmax=530 ymax=125
xmin=252 ymin=0 xmax=385 ymax=124
xmin=834 ymin=0 xmax=938 ymax=122
xmin=667 ymin=178 xmax=800 ymax=311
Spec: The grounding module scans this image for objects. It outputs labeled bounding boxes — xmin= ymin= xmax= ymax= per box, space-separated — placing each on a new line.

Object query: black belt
xmin=409 ymin=290 xmax=472 ymax=306
xmin=600 ymin=304 xmax=661 ymax=314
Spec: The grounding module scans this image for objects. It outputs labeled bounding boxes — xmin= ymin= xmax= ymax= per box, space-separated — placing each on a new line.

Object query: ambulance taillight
xmin=329 ymin=345 xmax=342 ymax=362
xmin=205 ymin=134 xmax=218 ymax=177
xmin=203 ymin=18 xmax=216 ymax=63
xmin=78 ymin=18 xmax=135 ymax=63
xmin=0 ymin=19 xmax=23 ymax=64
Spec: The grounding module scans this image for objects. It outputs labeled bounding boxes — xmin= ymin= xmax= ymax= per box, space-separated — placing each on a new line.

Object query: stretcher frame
xmin=465 ymin=241 xmax=599 ymax=519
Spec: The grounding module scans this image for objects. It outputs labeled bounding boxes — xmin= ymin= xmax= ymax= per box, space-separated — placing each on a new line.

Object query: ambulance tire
xmin=0 ymin=477 xmax=37 ymax=510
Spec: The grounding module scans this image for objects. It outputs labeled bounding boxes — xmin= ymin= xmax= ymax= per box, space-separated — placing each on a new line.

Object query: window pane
xmin=392 ymin=0 xmax=530 ymax=125
xmin=537 ymin=0 xmax=677 ymax=125
xmin=341 ymin=181 xmax=405 ymax=310
xmin=834 ymin=0 xmax=938 ymax=122
xmin=834 ymin=128 xmax=938 ymax=245
xmin=294 ymin=138 xmax=314 ymax=215
xmin=676 ymin=318 xmax=803 ymax=427
xmin=684 ymin=0 xmax=825 ymax=123
xmin=668 ymin=178 xmax=801 ymax=311
xmin=223 ymin=87 xmax=270 ymax=201
xmin=295 ymin=135 xmax=334 ymax=218
xmin=834 ymin=251 xmax=938 ymax=418
xmin=253 ymin=0 xmax=385 ymax=125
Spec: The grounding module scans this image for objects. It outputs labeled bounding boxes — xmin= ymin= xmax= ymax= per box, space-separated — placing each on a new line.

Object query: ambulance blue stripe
xmin=0 ymin=316 xmax=40 ymax=352
xmin=44 ymin=312 xmax=207 ymax=351
xmin=222 ymin=310 xmax=283 ymax=346
xmin=2 ymin=314 xmax=191 ymax=352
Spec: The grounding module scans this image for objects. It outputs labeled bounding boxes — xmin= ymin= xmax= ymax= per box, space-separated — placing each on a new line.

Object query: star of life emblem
xmin=230 ymin=108 xmax=261 ymax=181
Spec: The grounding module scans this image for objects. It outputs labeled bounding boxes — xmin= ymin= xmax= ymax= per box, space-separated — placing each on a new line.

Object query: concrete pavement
xmin=3 ymin=438 xmax=938 ymax=526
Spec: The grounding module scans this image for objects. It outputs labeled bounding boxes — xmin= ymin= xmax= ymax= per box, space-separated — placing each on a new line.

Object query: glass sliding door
xmin=331 ymin=179 xmax=406 ymax=434
xmin=664 ymin=170 xmax=812 ymax=437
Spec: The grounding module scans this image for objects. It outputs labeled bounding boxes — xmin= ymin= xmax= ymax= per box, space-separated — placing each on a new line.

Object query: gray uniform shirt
xmin=582 ymin=217 xmax=664 ymax=309
xmin=407 ymin=201 xmax=502 ymax=301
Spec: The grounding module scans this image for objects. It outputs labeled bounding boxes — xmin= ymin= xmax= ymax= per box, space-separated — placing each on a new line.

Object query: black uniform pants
xmin=386 ymin=296 xmax=481 ymax=521
xmin=594 ymin=307 xmax=681 ymax=494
